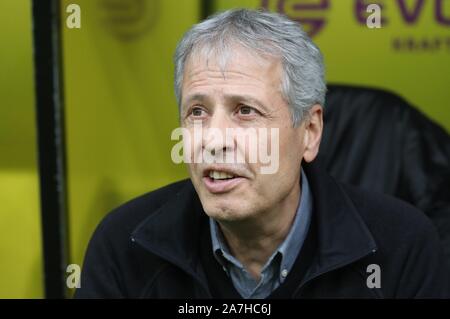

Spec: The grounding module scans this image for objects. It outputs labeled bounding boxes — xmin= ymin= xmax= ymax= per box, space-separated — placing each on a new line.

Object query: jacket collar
xmin=131 ymin=180 xmax=206 ymax=282
xmin=300 ymin=160 xmax=377 ymax=284
xmin=131 ymin=160 xmax=377 ymax=288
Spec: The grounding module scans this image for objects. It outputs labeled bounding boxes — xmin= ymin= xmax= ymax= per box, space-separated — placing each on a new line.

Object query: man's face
xmin=180 ymin=47 xmax=308 ymax=222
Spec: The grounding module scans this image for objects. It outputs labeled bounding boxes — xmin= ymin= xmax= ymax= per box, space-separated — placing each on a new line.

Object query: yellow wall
xmin=61 ymin=0 xmax=199 ymax=294
xmin=0 ymin=0 xmax=43 ymax=298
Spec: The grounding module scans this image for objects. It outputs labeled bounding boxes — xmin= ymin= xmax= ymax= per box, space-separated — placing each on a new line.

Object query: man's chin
xmin=202 ymin=203 xmax=252 ymax=222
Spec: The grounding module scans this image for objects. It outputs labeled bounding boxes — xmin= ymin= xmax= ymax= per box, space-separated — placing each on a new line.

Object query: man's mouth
xmin=208 ymin=170 xmax=235 ymax=180
xmin=202 ymin=168 xmax=245 ymax=193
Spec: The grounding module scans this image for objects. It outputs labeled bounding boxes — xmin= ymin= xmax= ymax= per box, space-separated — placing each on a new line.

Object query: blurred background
xmin=0 ymin=0 xmax=449 ymax=298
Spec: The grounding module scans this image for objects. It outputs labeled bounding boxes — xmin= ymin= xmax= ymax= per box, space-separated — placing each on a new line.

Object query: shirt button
xmin=281 ymin=269 xmax=288 ymax=278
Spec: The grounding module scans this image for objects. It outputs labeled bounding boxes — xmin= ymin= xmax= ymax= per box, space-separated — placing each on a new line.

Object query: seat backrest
xmin=319 ymin=84 xmax=450 ymax=261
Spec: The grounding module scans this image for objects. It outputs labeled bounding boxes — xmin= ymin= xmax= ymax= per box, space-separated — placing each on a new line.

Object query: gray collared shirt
xmin=209 ymin=168 xmax=313 ymax=299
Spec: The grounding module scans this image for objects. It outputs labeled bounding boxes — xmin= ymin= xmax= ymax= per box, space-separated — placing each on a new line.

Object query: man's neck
xmin=216 ymin=180 xmax=301 ymax=281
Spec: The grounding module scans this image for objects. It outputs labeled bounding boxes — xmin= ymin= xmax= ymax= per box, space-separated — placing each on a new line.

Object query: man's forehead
xmin=184 ymin=44 xmax=280 ymax=77
xmin=181 ymin=57 xmax=283 ymax=106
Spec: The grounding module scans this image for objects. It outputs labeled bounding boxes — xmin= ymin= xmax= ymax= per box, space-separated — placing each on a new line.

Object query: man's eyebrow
xmin=182 ymin=93 xmax=269 ymax=111
xmin=223 ymin=94 xmax=268 ymax=110
xmin=182 ymin=94 xmax=209 ymax=106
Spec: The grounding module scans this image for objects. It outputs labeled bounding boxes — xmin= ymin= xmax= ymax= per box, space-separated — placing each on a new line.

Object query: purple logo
xmin=261 ymin=0 xmax=449 ymax=38
xmin=261 ymin=0 xmax=330 ymax=37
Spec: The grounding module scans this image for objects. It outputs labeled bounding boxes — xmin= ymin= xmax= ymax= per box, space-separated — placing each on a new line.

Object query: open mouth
xmin=208 ymin=170 xmax=236 ymax=181
xmin=202 ymin=169 xmax=245 ymax=193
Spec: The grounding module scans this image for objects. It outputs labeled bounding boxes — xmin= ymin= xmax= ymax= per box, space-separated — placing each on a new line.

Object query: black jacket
xmin=74 ymin=161 xmax=450 ymax=298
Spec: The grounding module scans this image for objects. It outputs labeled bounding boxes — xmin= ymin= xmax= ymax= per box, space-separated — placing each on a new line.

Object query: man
xmin=75 ymin=9 xmax=449 ymax=298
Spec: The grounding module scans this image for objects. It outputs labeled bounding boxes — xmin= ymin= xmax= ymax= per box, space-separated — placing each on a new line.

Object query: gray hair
xmin=173 ymin=8 xmax=326 ymax=126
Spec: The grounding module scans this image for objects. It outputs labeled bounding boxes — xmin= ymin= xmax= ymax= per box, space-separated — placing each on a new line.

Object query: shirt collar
xmin=277 ymin=168 xmax=312 ymax=276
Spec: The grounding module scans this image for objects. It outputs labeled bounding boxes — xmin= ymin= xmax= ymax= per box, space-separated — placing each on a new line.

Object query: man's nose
xmin=203 ymin=109 xmax=234 ymax=158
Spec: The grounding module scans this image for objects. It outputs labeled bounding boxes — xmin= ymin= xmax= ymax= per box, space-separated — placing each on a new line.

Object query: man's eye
xmin=191 ymin=107 xmax=205 ymax=117
xmin=237 ymin=105 xmax=258 ymax=116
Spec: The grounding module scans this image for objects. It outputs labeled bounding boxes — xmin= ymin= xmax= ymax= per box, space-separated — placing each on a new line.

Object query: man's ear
xmin=302 ymin=104 xmax=323 ymax=163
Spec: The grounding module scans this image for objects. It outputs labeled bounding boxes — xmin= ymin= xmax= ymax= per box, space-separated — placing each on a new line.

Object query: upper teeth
xmin=209 ymin=171 xmax=234 ymax=180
